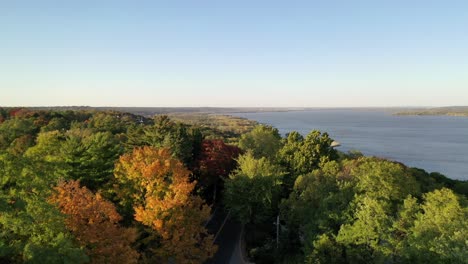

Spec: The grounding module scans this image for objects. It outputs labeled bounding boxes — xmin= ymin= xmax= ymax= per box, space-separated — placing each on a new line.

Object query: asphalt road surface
xmin=205 ymin=209 xmax=246 ymax=264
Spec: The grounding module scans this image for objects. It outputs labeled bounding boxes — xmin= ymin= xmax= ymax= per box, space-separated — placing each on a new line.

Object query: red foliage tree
xmin=8 ymin=108 xmax=24 ymax=117
xmin=195 ymin=139 xmax=241 ymax=203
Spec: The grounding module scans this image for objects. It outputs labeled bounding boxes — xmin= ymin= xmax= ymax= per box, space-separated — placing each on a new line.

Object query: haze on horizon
xmin=1 ymin=0 xmax=467 ymax=107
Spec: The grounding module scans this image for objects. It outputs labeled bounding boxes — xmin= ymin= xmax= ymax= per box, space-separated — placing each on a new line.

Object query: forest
xmin=0 ymin=108 xmax=466 ymax=264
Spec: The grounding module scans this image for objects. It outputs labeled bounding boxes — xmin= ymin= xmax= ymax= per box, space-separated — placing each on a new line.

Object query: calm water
xmin=235 ymin=110 xmax=468 ymax=180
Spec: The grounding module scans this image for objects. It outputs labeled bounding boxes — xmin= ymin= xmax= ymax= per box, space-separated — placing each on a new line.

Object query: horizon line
xmin=1 ymin=105 xmax=467 ymax=109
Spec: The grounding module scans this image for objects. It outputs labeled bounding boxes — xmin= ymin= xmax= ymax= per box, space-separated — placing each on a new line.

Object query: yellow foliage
xmin=115 ymin=146 xmax=217 ymax=263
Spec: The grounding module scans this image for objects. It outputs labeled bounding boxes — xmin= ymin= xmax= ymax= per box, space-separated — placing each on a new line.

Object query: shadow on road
xmin=205 ymin=209 xmax=244 ymax=264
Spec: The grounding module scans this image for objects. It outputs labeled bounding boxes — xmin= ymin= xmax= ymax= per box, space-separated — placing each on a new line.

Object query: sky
xmin=1 ymin=0 xmax=467 ymax=107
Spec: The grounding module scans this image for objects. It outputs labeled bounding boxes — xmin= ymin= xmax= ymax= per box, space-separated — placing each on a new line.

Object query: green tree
xmin=0 ymin=153 xmax=88 ymax=263
xmin=279 ymin=130 xmax=338 ymax=185
xmin=224 ymin=152 xmax=284 ymax=224
xmin=142 ymin=115 xmax=201 ymax=165
xmin=390 ymin=195 xmax=420 ymax=262
xmin=25 ymin=130 xmax=65 ymax=166
xmin=40 ymin=117 xmax=69 ymax=133
xmin=397 ymin=188 xmax=468 ymax=263
xmin=26 ymin=129 xmax=122 ymax=191
xmin=79 ymin=131 xmax=122 ymax=189
xmin=238 ymin=125 xmax=282 ymax=159
xmin=280 ymin=158 xmax=422 ymax=263
xmin=280 ymin=161 xmax=354 ymax=262
xmin=0 ymin=118 xmax=37 ymax=151
xmin=336 ymin=197 xmax=392 ymax=263
xmin=306 ymin=234 xmax=345 ymax=264
xmin=86 ymin=111 xmax=138 ymax=134
xmin=8 ymin=135 xmax=34 ymax=156
xmin=351 ymin=157 xmax=420 ymax=203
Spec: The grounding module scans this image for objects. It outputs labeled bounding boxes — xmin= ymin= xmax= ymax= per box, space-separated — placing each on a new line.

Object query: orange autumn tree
xmin=50 ymin=180 xmax=139 ymax=264
xmin=114 ymin=146 xmax=216 ymax=263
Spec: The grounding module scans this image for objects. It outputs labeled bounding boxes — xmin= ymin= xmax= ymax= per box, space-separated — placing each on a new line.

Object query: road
xmin=205 ymin=209 xmax=247 ymax=264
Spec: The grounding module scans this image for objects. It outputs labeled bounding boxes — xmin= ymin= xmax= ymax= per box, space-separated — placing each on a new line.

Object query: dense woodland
xmin=0 ymin=108 xmax=466 ymax=264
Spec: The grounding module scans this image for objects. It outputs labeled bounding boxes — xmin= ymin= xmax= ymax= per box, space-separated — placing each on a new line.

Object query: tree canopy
xmin=0 ymin=107 xmax=466 ymax=264
xmin=238 ymin=124 xmax=282 ymax=159
xmin=114 ymin=147 xmax=217 ymax=263
xmin=224 ymin=152 xmax=285 ymax=224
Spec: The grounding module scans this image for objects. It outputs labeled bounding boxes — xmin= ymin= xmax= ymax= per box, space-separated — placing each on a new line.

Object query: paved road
xmin=228 ymin=225 xmax=247 ymax=264
xmin=205 ymin=209 xmax=246 ymax=264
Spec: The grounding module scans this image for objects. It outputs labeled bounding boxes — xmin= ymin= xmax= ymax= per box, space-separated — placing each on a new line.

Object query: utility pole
xmin=276 ymin=215 xmax=279 ymax=249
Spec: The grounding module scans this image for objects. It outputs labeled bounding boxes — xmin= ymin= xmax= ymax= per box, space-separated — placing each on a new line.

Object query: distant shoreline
xmin=0 ymin=106 xmax=420 ymax=116
xmin=394 ymin=106 xmax=468 ymax=117
xmin=2 ymin=106 xmax=468 ymax=117
xmin=396 ymin=113 xmax=468 ymax=117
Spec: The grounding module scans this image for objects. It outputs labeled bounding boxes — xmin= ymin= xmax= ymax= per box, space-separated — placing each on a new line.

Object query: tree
xmin=396 ymin=188 xmax=468 ymax=263
xmin=0 ymin=117 xmax=37 ymax=151
xmin=40 ymin=117 xmax=69 ymax=133
xmin=114 ymin=147 xmax=216 ymax=263
xmin=390 ymin=195 xmax=420 ymax=262
xmin=280 ymin=161 xmax=354 ymax=262
xmin=86 ymin=111 xmax=143 ymax=135
xmin=142 ymin=115 xmax=202 ymax=166
xmin=8 ymin=134 xmax=34 ymax=156
xmin=27 ymin=129 xmax=122 ymax=191
xmin=194 ymin=139 xmax=241 ymax=203
xmin=0 ymin=196 xmax=89 ymax=264
xmin=79 ymin=131 xmax=122 ymax=189
xmin=50 ymin=180 xmax=139 ymax=264
xmin=224 ymin=152 xmax=284 ymax=224
xmin=277 ymin=131 xmax=303 ymax=172
xmin=336 ymin=197 xmax=393 ymax=263
xmin=238 ymin=125 xmax=282 ymax=159
xmin=279 ymin=158 xmax=422 ymax=263
xmin=0 ymin=154 xmax=87 ymax=263
xmin=306 ymin=234 xmax=345 ymax=264
xmin=279 ymin=130 xmax=338 ymax=186
xmin=24 ymin=130 xmax=68 ymax=182
xmin=351 ymin=157 xmax=420 ymax=203
xmin=0 ymin=108 xmax=7 ymax=124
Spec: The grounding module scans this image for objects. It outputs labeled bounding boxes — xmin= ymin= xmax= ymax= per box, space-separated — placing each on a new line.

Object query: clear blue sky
xmin=1 ymin=0 xmax=467 ymax=107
